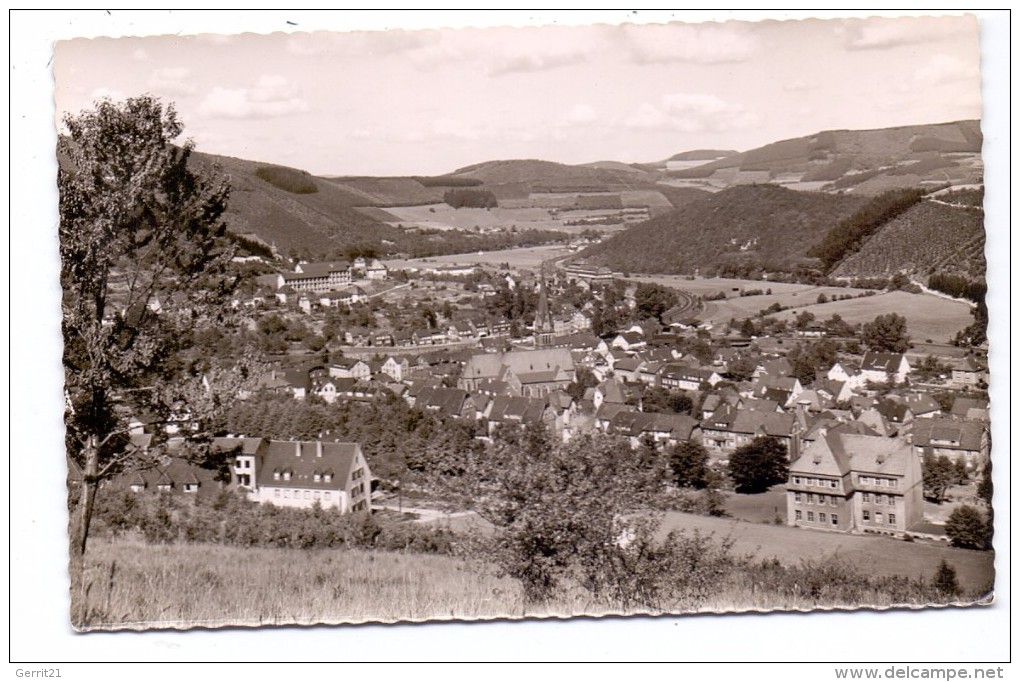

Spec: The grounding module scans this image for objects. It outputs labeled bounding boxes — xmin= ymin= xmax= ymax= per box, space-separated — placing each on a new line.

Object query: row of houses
xmin=72 ymin=436 xmax=374 ymax=513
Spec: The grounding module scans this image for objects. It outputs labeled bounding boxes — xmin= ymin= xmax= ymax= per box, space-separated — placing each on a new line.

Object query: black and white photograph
xmin=10 ymin=8 xmax=1010 ymax=665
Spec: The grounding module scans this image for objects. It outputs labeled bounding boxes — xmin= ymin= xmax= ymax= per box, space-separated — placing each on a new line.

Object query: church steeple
xmin=534 ymin=266 xmax=555 ymax=348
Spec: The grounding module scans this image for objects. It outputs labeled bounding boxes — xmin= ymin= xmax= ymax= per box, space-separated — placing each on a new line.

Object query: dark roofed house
xmin=950 ymin=396 xmax=989 ymax=422
xmin=253 ymin=440 xmax=371 ymax=513
xmin=787 ymin=432 xmax=922 ymax=535
xmin=911 ymin=418 xmax=989 ymax=469
xmin=860 ymin=352 xmax=911 ymax=384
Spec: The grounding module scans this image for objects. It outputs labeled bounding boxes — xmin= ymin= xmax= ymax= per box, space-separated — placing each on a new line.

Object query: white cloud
xmin=148 ymin=67 xmax=196 ymax=96
xmin=620 ymin=22 xmax=758 ymax=65
xmin=912 ymin=53 xmax=979 ymax=87
xmin=624 ymin=92 xmax=757 ymax=133
xmin=558 ymin=104 xmax=598 ymax=127
xmin=840 ymin=16 xmax=968 ymax=50
xmin=198 ymin=75 xmax=309 ymax=120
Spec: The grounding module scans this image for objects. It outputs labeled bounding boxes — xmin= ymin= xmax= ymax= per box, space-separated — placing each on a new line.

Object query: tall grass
xmin=75 ymin=537 xmax=985 ymax=631
xmin=76 ymin=538 xmax=526 ymax=630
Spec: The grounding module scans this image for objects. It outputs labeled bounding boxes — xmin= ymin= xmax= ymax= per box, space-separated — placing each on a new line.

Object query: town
xmin=88 ymin=248 xmax=991 ymax=550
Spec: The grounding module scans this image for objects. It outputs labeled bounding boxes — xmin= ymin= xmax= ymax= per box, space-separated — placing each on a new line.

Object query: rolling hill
xmin=579 ymin=185 xmax=868 ymax=276
xmin=663 ymin=120 xmax=982 ymax=194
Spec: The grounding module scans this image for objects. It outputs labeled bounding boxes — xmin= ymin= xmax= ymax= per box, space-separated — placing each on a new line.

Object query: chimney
xmin=295 ymin=441 xmax=301 ymax=457
xmin=316 ymin=441 xmax=323 ymax=458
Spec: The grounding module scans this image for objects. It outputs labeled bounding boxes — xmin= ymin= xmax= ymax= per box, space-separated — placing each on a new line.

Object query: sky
xmin=51 ymin=11 xmax=984 ymax=176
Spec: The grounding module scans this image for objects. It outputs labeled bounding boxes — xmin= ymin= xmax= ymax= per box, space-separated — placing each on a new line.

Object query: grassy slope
xmin=77 ymin=522 xmax=993 ymax=630
xmin=581 ymin=185 xmax=867 ymax=275
xmin=773 ymin=290 xmax=974 ymax=343
xmin=193 ymin=151 xmax=401 ymax=255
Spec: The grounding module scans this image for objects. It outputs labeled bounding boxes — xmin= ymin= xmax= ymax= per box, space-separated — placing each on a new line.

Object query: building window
xmin=324 ymin=474 xmax=332 ymax=483
xmin=795 ymin=510 xmax=802 ymax=521
xmin=305 ymin=490 xmax=311 ymax=500
xmin=324 ymin=492 xmax=331 ymax=501
xmin=863 ymin=510 xmax=870 ymax=521
xmin=831 ymin=515 xmax=838 ymax=526
xmin=314 ymin=473 xmax=321 ymax=482
xmin=793 ymin=476 xmax=801 ymax=485
xmin=889 ymin=496 xmax=896 ymax=506
xmin=284 ymin=490 xmax=290 ymax=498
xmin=830 ymin=496 xmax=837 ymax=507
xmin=889 ymin=514 xmax=896 ymax=525
xmin=273 ymin=472 xmax=281 ymax=481
xmin=806 ymin=493 xmax=814 ymax=504
xmin=888 ymin=479 xmax=897 ymax=488
xmin=819 ymin=513 xmax=827 ymax=524
xmin=862 ymin=492 xmax=870 ymax=503
xmin=875 ymin=512 xmax=883 ymax=524
xmin=876 ymin=494 xmax=884 ymax=505
xmin=274 ymin=489 xmax=280 ymax=498
xmin=830 ymin=480 xmax=837 ymax=489
xmin=794 ymin=492 xmax=801 ymax=503
xmin=807 ymin=512 xmax=815 ymax=522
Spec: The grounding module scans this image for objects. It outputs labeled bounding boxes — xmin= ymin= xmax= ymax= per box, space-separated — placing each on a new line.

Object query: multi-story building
xmin=787 ymin=431 xmax=923 ymax=535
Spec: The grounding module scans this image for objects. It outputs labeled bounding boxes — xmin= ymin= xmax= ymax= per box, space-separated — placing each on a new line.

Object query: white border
xmin=8 ymin=9 xmax=1011 ymax=666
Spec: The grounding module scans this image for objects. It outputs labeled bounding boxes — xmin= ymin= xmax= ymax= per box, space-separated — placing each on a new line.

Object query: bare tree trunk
xmin=69 ymin=437 xmax=99 ymax=628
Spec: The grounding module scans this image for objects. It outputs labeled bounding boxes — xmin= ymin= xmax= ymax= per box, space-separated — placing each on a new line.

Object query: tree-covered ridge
xmin=808 ymin=188 xmax=925 ymax=271
xmin=580 ymin=185 xmax=867 ymax=275
xmin=830 ymin=198 xmax=985 ymax=280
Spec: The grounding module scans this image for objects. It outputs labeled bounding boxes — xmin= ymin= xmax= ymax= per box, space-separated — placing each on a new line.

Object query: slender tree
xmin=59 ymin=96 xmax=254 ymax=624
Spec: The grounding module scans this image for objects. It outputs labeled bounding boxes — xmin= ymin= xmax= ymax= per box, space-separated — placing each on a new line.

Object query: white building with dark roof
xmin=787 ymin=432 xmax=923 ymax=535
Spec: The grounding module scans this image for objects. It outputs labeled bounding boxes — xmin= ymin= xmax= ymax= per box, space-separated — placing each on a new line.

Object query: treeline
xmin=809 ymin=188 xmax=925 ymax=271
xmin=254 ymin=165 xmax=319 ymax=194
xmin=223 ymin=393 xmax=481 ymax=482
xmin=227 ymin=232 xmax=276 ymax=259
xmin=413 ymin=175 xmax=483 ymax=188
xmin=443 ymin=188 xmax=498 ymax=208
xmin=928 ymin=273 xmax=986 ymax=303
xmin=91 ymin=487 xmax=456 ymax=554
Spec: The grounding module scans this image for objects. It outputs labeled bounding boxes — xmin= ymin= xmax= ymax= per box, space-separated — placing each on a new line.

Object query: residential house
xmin=251 ymin=439 xmax=372 ymax=513
xmin=660 ymin=366 xmax=722 ymax=392
xmin=950 ymin=397 xmax=990 ymax=422
xmin=950 ymin=356 xmax=988 ymax=388
xmin=380 ymin=355 xmax=410 ymax=382
xmin=330 ymin=359 xmax=372 ymax=381
xmin=859 ymin=352 xmax=911 ymax=385
xmin=787 ymin=432 xmax=923 ymax=535
xmin=606 ymin=411 xmax=699 ymax=449
xmin=911 ymin=418 xmax=990 ymax=470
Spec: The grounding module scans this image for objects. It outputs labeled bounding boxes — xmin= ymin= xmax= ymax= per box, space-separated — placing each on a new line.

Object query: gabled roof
xmin=729 ymin=410 xmax=796 ymax=438
xmin=912 ymin=418 xmax=987 ymax=452
xmin=876 ymin=398 xmax=913 ymax=424
xmin=860 ymin=351 xmax=908 ymax=373
xmin=257 ymin=441 xmax=360 ymax=489
xmin=415 ymin=386 xmax=472 ymax=417
xmin=487 ymin=395 xmax=549 ymax=425
xmin=950 ymin=396 xmax=989 ymax=419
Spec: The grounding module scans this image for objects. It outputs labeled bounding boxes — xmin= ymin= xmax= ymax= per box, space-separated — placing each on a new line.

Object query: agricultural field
xmin=384 ymin=243 xmax=574 ymax=272
xmin=772 ymin=290 xmax=974 ymax=343
xmin=379 ymin=203 xmax=633 ymax=235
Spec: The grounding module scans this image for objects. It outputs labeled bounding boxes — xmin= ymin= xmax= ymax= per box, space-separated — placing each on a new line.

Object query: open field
xmin=657 ymin=512 xmax=995 ymax=596
xmin=384 ymin=243 xmax=574 ymax=271
xmin=380 ymin=203 xmax=632 ymax=235
xmin=77 ymin=539 xmax=524 ymax=629
xmin=773 ymin=290 xmax=974 ymax=343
